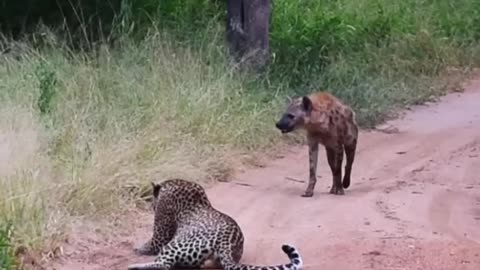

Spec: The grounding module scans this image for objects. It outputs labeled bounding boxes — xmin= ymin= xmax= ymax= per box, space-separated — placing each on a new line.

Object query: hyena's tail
xmin=220 ymin=244 xmax=303 ymax=270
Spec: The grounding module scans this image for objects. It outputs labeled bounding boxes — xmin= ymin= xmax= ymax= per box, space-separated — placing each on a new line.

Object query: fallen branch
xmin=285 ymin=177 xmax=305 ymax=183
xmin=233 ymin=182 xmax=253 ymax=187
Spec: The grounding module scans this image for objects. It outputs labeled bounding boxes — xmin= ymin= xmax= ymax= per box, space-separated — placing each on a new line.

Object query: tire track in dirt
xmin=50 ymin=78 xmax=480 ymax=270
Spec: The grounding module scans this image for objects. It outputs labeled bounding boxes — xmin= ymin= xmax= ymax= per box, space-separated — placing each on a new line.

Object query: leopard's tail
xmin=127 ymin=262 xmax=163 ymax=270
xmin=220 ymin=244 xmax=303 ymax=270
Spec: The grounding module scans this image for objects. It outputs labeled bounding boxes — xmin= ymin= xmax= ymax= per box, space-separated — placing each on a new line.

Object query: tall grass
xmin=0 ymin=223 xmax=16 ymax=270
xmin=0 ymin=29 xmax=283 ymax=250
xmin=0 ymin=0 xmax=480 ymax=254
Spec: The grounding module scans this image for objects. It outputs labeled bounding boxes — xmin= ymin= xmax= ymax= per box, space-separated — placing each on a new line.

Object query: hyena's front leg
xmin=326 ymin=145 xmax=344 ymax=195
xmin=302 ymin=140 xmax=319 ymax=197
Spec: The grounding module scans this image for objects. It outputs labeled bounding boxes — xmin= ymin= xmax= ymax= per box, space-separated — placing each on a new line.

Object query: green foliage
xmin=0 ymin=222 xmax=16 ymax=270
xmin=35 ymin=61 xmax=57 ymax=115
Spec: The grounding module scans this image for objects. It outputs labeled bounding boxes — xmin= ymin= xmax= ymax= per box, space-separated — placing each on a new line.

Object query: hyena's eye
xmin=287 ymin=113 xmax=295 ymax=119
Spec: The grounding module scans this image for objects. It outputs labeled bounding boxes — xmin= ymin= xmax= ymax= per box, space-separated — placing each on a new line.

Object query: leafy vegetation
xmin=0 ymin=0 xmax=479 ymax=254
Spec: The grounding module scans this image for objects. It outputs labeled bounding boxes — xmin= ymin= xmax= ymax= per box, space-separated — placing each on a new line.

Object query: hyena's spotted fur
xmin=275 ymin=92 xmax=358 ymax=197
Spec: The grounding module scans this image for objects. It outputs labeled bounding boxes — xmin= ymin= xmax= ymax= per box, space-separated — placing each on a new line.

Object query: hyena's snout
xmin=275 ymin=115 xmax=295 ymax=133
xmin=275 ymin=120 xmax=284 ymax=130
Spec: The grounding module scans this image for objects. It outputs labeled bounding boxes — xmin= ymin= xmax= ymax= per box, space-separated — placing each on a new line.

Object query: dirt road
xmin=51 ymin=79 xmax=480 ymax=270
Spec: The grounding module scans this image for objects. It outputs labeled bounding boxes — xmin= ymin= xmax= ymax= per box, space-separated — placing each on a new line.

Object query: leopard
xmin=128 ymin=179 xmax=303 ymax=270
xmin=275 ymin=91 xmax=358 ymax=197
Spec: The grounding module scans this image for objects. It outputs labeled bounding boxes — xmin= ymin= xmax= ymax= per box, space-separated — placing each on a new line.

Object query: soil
xmin=48 ymin=78 xmax=480 ymax=270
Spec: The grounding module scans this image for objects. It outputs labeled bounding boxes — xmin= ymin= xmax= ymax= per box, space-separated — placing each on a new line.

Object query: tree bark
xmin=226 ymin=0 xmax=271 ymax=70
xmin=226 ymin=0 xmax=246 ymax=62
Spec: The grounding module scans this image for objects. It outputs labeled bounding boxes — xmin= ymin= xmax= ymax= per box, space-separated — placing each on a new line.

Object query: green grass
xmin=269 ymin=0 xmax=480 ymax=85
xmin=0 ymin=0 xmax=480 ymax=255
xmin=0 ymin=223 xmax=16 ymax=270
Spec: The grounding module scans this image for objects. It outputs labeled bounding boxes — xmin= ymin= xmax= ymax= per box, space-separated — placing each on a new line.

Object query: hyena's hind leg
xmin=343 ymin=138 xmax=357 ymax=189
xmin=326 ymin=145 xmax=344 ymax=195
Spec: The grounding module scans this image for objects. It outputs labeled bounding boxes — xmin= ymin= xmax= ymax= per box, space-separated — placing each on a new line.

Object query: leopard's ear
xmin=151 ymin=182 xmax=160 ymax=198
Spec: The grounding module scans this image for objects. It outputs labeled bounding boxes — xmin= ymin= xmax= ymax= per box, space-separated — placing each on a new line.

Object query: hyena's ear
xmin=302 ymin=96 xmax=313 ymax=112
xmin=151 ymin=182 xmax=160 ymax=198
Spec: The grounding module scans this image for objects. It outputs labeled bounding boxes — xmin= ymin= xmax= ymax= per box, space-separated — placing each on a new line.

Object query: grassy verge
xmin=0 ymin=29 xmax=283 ymax=251
xmin=0 ymin=0 xmax=480 ymax=257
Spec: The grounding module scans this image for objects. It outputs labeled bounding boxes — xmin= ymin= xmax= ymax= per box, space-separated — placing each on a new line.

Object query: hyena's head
xmin=275 ymin=95 xmax=313 ymax=134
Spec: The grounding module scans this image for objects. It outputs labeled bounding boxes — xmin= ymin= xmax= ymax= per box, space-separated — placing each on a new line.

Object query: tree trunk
xmin=226 ymin=0 xmax=271 ymax=70
xmin=226 ymin=0 xmax=246 ymax=62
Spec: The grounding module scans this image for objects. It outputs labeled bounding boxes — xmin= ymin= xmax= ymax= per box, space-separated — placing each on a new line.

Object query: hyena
xmin=275 ymin=92 xmax=358 ymax=197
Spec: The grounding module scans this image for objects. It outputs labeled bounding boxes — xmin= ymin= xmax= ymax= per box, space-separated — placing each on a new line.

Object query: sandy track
xmin=51 ymin=79 xmax=480 ymax=270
